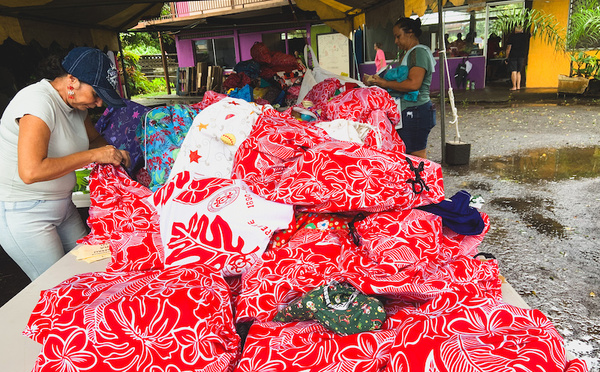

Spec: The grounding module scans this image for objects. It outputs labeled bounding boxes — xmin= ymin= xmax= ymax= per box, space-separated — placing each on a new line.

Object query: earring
xmin=67 ymin=85 xmax=74 ymax=99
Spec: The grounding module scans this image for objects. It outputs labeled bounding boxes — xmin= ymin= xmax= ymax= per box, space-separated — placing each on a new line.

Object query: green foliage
xmin=161 ymin=3 xmax=172 ymax=16
xmin=567 ymin=0 xmax=600 ymax=50
xmin=120 ymin=32 xmax=162 ymax=55
xmin=121 ymin=49 xmax=151 ymax=96
xmin=567 ymin=0 xmax=600 ymax=79
xmin=570 ymin=51 xmax=600 ymax=79
xmin=492 ymin=8 xmax=565 ymax=50
xmin=119 ymin=31 xmax=175 ymax=96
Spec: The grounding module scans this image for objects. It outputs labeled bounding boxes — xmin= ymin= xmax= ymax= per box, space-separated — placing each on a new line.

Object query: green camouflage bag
xmin=273 ymin=281 xmax=386 ymax=335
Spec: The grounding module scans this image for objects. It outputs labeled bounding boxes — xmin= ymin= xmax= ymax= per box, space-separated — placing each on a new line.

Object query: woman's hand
xmin=93 ymin=145 xmax=131 ymax=168
xmin=370 ymin=75 xmax=386 ymax=87
xmin=119 ymin=149 xmax=131 ymax=169
xmin=363 ymin=74 xmax=384 ymax=87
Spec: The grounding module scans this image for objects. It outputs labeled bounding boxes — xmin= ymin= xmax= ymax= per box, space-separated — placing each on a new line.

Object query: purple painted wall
xmin=359 ymin=55 xmax=486 ymax=91
xmin=432 ymin=56 xmax=486 ymax=91
xmin=238 ymin=33 xmax=262 ymax=61
xmin=174 ymin=23 xmax=311 ymax=68
xmin=175 ymin=38 xmax=195 ymax=67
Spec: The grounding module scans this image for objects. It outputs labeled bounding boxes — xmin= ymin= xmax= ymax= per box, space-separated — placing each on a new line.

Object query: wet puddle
xmin=465 ymin=146 xmax=600 ymax=183
xmin=489 ymin=197 xmax=567 ymax=238
xmin=448 ymin=146 xmax=600 ymax=239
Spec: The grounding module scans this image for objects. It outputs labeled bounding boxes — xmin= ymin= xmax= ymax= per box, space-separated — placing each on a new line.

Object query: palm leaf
xmin=567 ymin=0 xmax=600 ymax=50
xmin=493 ymin=8 xmax=565 ymax=51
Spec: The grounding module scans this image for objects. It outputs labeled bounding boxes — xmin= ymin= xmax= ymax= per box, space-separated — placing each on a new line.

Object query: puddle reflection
xmin=467 ymin=146 xmax=600 ymax=182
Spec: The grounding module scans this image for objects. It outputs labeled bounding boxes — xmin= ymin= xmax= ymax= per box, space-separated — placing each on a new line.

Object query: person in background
xmin=487 ymin=33 xmax=502 ymax=59
xmin=505 ymin=25 xmax=530 ymax=91
xmin=374 ymin=42 xmax=387 ymax=72
xmin=0 ymin=47 xmax=130 ymax=280
xmin=450 ymin=32 xmax=465 ymax=50
xmin=364 ymin=17 xmax=436 ymax=159
xmin=294 ymin=50 xmax=306 ymax=69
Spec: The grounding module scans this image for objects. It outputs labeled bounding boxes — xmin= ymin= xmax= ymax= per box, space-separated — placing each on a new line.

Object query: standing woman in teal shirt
xmin=365 ymin=17 xmax=436 ymax=159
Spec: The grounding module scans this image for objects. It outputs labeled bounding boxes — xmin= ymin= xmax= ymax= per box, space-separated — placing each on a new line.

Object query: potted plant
xmin=562 ymin=0 xmax=600 ymax=94
xmin=561 ymin=51 xmax=599 ymax=94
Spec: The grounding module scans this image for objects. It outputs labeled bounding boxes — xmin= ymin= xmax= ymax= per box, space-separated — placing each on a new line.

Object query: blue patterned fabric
xmin=136 ymin=104 xmax=201 ymax=191
xmin=95 ymin=99 xmax=151 ymax=174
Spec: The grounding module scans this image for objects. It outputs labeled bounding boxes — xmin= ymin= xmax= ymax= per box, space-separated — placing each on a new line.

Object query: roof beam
xmin=117 ymin=3 xmax=162 ymax=31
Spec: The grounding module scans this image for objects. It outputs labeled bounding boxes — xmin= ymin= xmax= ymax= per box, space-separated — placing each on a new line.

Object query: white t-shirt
xmin=0 ymin=79 xmax=89 ymax=201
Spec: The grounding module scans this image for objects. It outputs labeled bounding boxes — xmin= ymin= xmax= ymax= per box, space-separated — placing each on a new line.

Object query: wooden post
xmin=117 ymin=34 xmax=130 ymax=99
xmin=159 ymin=32 xmax=171 ymax=95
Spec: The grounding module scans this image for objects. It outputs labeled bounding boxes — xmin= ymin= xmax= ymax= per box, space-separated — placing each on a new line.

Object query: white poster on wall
xmin=317 ymin=33 xmax=350 ymax=76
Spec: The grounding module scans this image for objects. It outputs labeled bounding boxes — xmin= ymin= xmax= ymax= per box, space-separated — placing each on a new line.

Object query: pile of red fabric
xmin=24 ymin=85 xmax=589 ymax=372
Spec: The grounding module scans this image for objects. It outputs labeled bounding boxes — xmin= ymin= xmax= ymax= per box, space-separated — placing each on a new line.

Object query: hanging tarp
xmin=294 ymin=0 xmax=364 ymax=37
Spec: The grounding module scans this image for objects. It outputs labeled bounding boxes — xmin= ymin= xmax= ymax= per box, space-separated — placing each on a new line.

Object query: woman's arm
xmin=17 ymin=114 xmax=129 ymax=184
xmin=369 ymin=66 xmax=426 ymax=92
xmin=505 ymin=44 xmax=512 ymax=60
xmin=84 ymin=114 xmax=108 ymax=149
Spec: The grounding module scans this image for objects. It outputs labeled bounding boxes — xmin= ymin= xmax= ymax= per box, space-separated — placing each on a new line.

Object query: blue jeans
xmin=0 ymin=197 xmax=88 ymax=280
xmin=396 ymin=101 xmax=436 ymax=154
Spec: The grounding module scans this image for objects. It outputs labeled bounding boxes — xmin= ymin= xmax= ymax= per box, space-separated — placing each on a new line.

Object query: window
xmin=262 ymin=32 xmax=286 ymax=53
xmin=194 ymin=38 xmax=236 ymax=68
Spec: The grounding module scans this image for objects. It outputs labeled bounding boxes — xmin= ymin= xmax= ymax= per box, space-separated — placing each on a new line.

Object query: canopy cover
xmin=294 ymin=0 xmax=474 ymax=36
xmin=0 ymin=0 xmax=165 ymax=49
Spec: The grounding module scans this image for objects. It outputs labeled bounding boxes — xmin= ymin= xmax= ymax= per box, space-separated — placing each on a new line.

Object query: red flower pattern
xmin=24 ymin=89 xmax=588 ymax=372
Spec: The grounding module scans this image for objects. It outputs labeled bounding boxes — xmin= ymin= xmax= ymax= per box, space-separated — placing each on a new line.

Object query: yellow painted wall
xmin=527 ymin=0 xmax=571 ymax=88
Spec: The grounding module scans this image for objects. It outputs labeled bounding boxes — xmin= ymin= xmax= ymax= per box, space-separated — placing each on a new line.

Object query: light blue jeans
xmin=0 ymin=197 xmax=88 ymax=280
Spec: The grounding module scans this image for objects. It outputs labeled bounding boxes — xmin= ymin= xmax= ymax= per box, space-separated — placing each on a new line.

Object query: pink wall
xmin=175 ymin=2 xmax=190 ymax=17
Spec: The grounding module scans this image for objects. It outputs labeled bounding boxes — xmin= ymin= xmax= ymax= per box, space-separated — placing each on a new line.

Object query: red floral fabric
xmin=301 ymin=78 xmax=341 ymax=112
xmin=233 ymin=108 xmax=444 ymax=213
xmin=383 ymin=289 xmax=577 ymax=372
xmin=235 ymin=228 xmax=344 ymax=323
xmin=235 ymin=220 xmax=501 ymax=323
xmin=274 ymin=142 xmax=444 ymax=213
xmin=363 ymin=109 xmax=406 ymax=154
xmin=23 ymin=95 xmax=588 ymax=372
xmin=235 ymin=321 xmax=397 ymax=372
xmin=191 ymin=90 xmax=228 ymax=110
xmin=324 ymin=86 xmax=401 ymax=127
xmin=25 ymin=264 xmax=240 ymax=372
xmin=78 ymin=164 xmax=164 ymax=272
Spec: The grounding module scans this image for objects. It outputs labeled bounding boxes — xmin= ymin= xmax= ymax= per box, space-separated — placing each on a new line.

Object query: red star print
xmin=189 ymin=150 xmax=201 ymax=163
